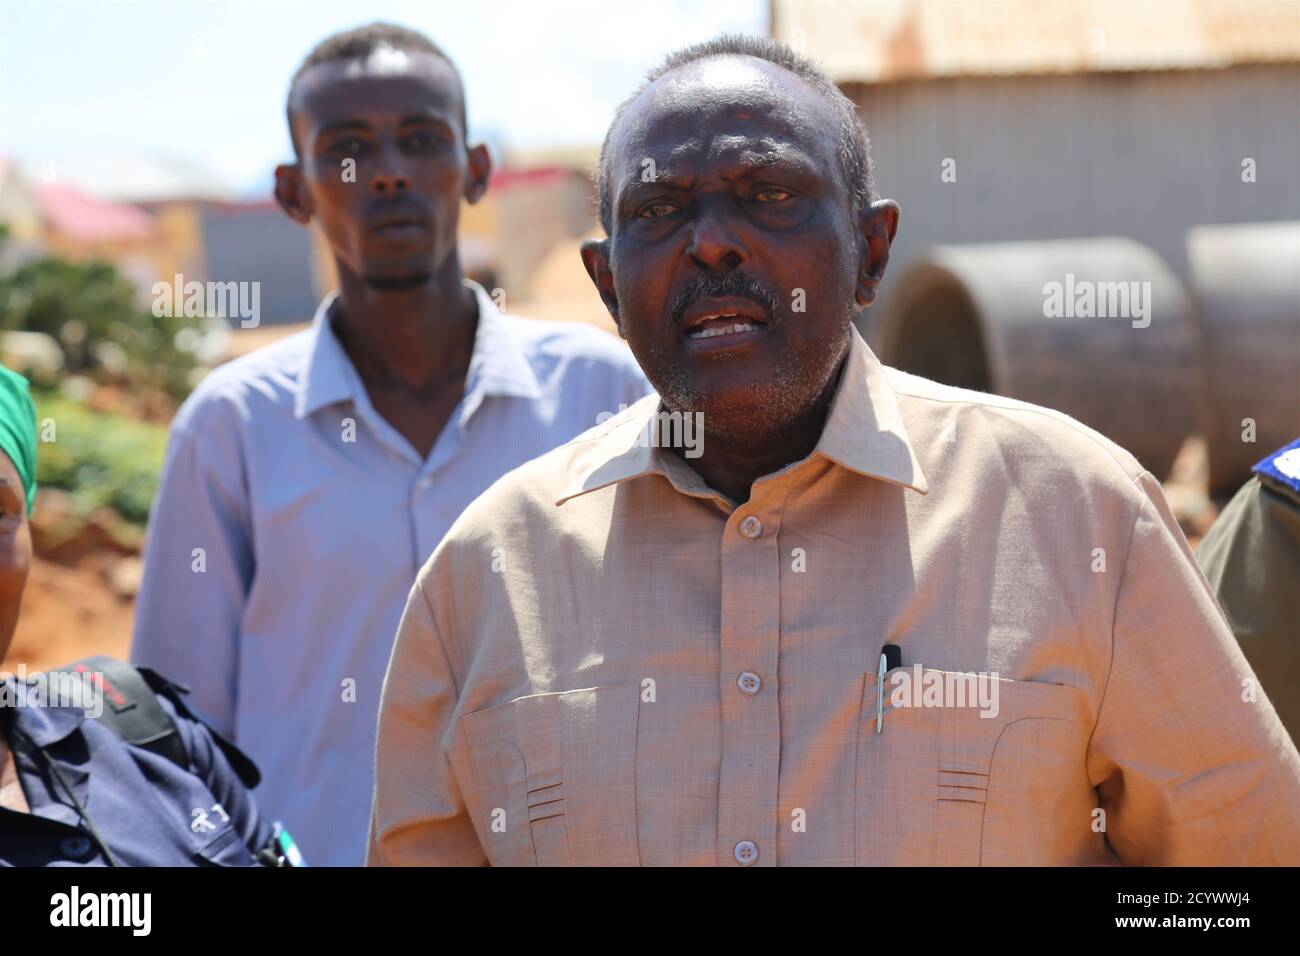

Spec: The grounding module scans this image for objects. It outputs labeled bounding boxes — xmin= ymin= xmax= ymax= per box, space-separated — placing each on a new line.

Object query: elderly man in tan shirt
xmin=368 ymin=36 xmax=1300 ymax=866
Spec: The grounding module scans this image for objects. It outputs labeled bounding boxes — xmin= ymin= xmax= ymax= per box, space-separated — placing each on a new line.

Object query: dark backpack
xmin=52 ymin=656 xmax=259 ymax=787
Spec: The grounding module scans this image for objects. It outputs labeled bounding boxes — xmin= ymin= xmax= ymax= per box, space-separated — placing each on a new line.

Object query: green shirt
xmin=1199 ymin=466 xmax=1300 ymax=747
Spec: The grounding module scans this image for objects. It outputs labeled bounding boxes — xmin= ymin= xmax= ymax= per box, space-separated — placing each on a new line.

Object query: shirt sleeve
xmin=130 ymin=404 xmax=252 ymax=738
xmin=1088 ymin=471 xmax=1300 ymax=864
xmin=368 ymin=577 xmax=487 ymax=866
xmin=158 ymin=690 xmax=277 ymax=861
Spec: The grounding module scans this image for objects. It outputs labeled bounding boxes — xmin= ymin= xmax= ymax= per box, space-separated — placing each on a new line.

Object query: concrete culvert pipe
xmin=1187 ymin=221 xmax=1300 ymax=496
xmin=876 ymin=238 xmax=1196 ymax=480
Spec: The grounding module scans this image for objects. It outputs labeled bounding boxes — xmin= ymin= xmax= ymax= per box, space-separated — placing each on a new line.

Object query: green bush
xmin=0 ymin=227 xmax=202 ymax=400
xmin=32 ymin=391 xmax=168 ymax=526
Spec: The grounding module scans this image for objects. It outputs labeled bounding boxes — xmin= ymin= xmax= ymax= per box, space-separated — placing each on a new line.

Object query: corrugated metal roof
xmin=772 ymin=0 xmax=1300 ymax=83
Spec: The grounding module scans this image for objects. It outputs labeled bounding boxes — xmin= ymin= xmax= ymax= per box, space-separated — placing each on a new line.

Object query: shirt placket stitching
xmin=716 ymin=479 xmax=786 ymax=866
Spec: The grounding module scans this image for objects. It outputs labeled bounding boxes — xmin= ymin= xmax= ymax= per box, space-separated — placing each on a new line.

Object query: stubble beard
xmin=652 ymin=312 xmax=853 ymax=447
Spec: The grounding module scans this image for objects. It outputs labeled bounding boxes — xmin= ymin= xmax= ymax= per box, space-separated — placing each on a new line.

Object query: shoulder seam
xmin=1085 ymin=470 xmax=1157 ymax=771
xmin=418 ymin=576 xmax=463 ymax=702
xmin=891 ymin=383 xmax=1142 ymax=485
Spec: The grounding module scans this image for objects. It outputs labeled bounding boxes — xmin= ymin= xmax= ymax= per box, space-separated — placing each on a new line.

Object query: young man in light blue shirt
xmin=131 ymin=23 xmax=650 ymax=866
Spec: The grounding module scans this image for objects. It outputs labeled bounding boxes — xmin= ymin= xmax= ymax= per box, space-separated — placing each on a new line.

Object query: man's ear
xmin=854 ymin=199 xmax=900 ymax=310
xmin=464 ymin=143 xmax=492 ymax=204
xmin=274 ymin=164 xmax=313 ymax=225
xmin=580 ymin=237 xmax=624 ymax=338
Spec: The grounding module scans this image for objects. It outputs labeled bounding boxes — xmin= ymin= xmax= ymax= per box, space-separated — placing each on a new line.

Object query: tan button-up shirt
xmin=368 ymin=327 xmax=1300 ymax=866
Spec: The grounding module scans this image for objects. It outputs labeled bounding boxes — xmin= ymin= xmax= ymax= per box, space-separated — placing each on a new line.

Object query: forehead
xmin=611 ymin=56 xmax=842 ymax=182
xmin=291 ymin=47 xmax=462 ymax=129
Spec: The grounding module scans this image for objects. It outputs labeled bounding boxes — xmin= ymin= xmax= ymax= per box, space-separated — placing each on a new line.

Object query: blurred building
xmin=192 ymin=200 xmax=319 ymax=325
xmin=2 ymin=141 xmax=610 ymax=336
xmin=0 ymin=153 xmax=160 ymax=283
xmin=770 ymin=0 xmax=1300 ymax=340
xmin=0 ymin=153 xmax=324 ymax=328
xmin=0 ymin=153 xmax=43 ymax=250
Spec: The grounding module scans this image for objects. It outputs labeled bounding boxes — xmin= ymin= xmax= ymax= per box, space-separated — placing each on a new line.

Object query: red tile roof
xmin=35 ymin=183 xmax=156 ymax=243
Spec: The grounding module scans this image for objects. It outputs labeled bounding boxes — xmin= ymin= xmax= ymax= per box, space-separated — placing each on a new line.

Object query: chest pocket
xmin=856 ymin=667 xmax=1086 ymax=866
xmin=460 ymin=684 xmax=640 ymax=867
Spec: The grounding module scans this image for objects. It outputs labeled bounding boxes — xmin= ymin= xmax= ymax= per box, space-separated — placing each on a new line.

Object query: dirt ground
xmin=6 ymin=557 xmax=133 ymax=672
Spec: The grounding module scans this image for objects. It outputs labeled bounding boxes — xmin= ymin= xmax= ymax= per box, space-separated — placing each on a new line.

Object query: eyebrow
xmin=316 ymin=119 xmax=372 ymax=138
xmin=317 ymin=111 xmax=452 ymax=137
xmin=620 ymin=170 xmax=691 ymax=193
xmin=729 ymin=150 xmax=820 ymax=178
xmin=619 ymin=150 xmax=820 ymax=194
xmin=398 ymin=112 xmax=452 ymax=127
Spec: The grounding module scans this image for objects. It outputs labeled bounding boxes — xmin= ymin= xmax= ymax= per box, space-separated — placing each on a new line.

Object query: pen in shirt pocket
xmin=876 ymin=643 xmax=903 ymax=734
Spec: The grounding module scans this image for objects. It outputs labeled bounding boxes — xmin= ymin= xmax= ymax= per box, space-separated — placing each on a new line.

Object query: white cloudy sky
xmin=0 ymin=0 xmax=767 ymax=196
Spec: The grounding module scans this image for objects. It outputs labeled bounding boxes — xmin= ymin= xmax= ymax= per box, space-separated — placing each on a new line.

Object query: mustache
xmin=669 ymin=272 xmax=781 ymax=325
xmin=366 ymin=197 xmax=432 ymax=220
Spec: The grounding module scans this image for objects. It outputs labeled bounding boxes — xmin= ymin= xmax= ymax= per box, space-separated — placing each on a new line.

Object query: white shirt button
xmin=734 ymin=840 xmax=758 ymax=865
xmin=737 ymin=671 xmax=762 ymax=696
xmin=739 ymin=515 xmax=763 ymax=539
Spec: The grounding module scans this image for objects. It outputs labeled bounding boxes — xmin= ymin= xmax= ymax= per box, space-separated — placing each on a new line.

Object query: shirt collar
xmin=462 ymin=281 xmax=543 ymax=403
xmin=556 ymin=324 xmax=928 ymax=505
xmin=294 ymin=279 xmax=542 ymax=420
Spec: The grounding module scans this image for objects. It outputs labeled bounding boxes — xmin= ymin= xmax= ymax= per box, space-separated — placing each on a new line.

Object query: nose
xmin=369 ymin=169 xmax=409 ymax=195
xmin=369 ymin=143 xmax=411 ymax=196
xmin=686 ymin=203 xmax=748 ymax=272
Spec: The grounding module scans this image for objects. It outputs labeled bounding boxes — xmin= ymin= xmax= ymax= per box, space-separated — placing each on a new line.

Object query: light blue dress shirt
xmin=130 ymin=281 xmax=651 ymax=865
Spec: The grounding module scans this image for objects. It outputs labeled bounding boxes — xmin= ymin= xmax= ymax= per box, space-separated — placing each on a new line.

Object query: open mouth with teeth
xmin=686 ymin=317 xmax=765 ymax=339
xmin=677 ymin=292 xmax=775 ymax=349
